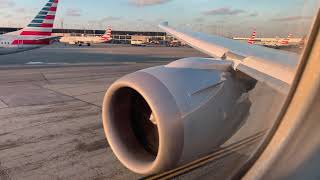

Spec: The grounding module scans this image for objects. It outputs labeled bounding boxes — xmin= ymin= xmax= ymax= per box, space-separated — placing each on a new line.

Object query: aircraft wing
xmin=159 ymin=22 xmax=300 ymax=94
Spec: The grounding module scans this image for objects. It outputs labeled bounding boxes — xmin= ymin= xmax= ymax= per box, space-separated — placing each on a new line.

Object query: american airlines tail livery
xmin=0 ymin=0 xmax=59 ymax=55
xmin=247 ymin=28 xmax=256 ymax=45
xmin=101 ymin=27 xmax=113 ymax=42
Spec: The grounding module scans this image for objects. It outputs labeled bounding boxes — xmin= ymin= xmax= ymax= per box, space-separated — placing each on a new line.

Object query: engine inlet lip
xmin=102 ymin=71 xmax=184 ymax=174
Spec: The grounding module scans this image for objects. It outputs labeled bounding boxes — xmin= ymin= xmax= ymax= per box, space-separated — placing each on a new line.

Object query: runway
xmin=0 ymin=63 xmax=156 ymax=180
xmin=0 ymin=45 xmax=207 ymax=180
xmin=0 ymin=45 xmax=287 ymax=179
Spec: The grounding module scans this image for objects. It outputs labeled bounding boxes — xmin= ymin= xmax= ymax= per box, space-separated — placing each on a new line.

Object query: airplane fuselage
xmin=59 ymin=36 xmax=111 ymax=45
xmin=0 ymin=34 xmax=48 ymax=55
xmin=0 ymin=0 xmax=59 ymax=55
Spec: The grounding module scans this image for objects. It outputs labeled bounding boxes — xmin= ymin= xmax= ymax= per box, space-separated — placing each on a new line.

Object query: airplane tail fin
xmin=247 ymin=28 xmax=256 ymax=45
xmin=101 ymin=27 xmax=112 ymax=41
xmin=20 ymin=0 xmax=59 ymax=37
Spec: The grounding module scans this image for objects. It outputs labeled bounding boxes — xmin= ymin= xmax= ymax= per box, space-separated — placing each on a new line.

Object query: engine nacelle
xmin=102 ymin=57 xmax=252 ymax=174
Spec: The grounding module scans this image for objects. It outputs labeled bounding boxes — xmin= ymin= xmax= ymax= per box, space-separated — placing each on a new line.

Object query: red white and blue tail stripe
xmin=23 ymin=0 xmax=58 ymax=34
xmin=248 ymin=28 xmax=256 ymax=45
xmin=101 ymin=27 xmax=112 ymax=41
xmin=12 ymin=0 xmax=59 ymax=45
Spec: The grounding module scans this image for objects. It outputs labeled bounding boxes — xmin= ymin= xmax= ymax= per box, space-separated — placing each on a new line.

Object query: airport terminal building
xmin=0 ymin=27 xmax=168 ymax=44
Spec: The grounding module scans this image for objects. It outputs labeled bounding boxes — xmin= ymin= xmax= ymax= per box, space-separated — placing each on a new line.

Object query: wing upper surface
xmin=159 ymin=22 xmax=300 ymax=93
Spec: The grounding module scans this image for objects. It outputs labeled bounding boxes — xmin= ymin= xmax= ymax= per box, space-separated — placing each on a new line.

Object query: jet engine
xmin=102 ymin=57 xmax=253 ymax=174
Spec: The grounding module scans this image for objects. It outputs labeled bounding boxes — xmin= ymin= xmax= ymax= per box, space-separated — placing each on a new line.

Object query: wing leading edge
xmin=159 ymin=22 xmax=300 ymax=94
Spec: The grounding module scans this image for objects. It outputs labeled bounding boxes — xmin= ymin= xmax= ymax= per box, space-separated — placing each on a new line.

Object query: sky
xmin=0 ymin=0 xmax=319 ymax=37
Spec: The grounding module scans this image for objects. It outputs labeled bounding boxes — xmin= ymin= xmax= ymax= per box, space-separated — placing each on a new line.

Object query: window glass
xmin=0 ymin=0 xmax=318 ymax=179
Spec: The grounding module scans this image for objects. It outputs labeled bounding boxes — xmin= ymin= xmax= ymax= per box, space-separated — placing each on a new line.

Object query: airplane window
xmin=0 ymin=0 xmax=318 ymax=180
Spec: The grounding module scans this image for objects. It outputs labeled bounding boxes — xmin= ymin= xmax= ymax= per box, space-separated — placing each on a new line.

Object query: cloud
xmin=23 ymin=15 xmax=33 ymax=21
xmin=0 ymin=0 xmax=15 ymax=9
xmin=194 ymin=17 xmax=205 ymax=22
xmin=248 ymin=12 xmax=258 ymax=17
xmin=271 ymin=16 xmax=312 ymax=22
xmin=130 ymin=0 xmax=172 ymax=6
xmin=16 ymin=8 xmax=27 ymax=13
xmin=15 ymin=8 xmax=35 ymax=14
xmin=88 ymin=16 xmax=122 ymax=25
xmin=204 ymin=7 xmax=246 ymax=16
xmin=100 ymin=16 xmax=122 ymax=22
xmin=65 ymin=8 xmax=82 ymax=17
xmin=4 ymin=14 xmax=12 ymax=18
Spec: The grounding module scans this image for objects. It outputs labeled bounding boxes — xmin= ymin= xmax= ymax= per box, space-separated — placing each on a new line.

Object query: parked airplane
xmin=264 ymin=33 xmax=299 ymax=48
xmin=101 ymin=21 xmax=304 ymax=175
xmin=59 ymin=27 xmax=113 ymax=46
xmin=243 ymin=29 xmax=302 ymax=48
xmin=0 ymin=0 xmax=59 ymax=55
xmin=279 ymin=33 xmax=292 ymax=45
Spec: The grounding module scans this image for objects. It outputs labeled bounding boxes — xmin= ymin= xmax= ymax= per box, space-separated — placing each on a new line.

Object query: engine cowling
xmin=102 ymin=57 xmax=252 ymax=174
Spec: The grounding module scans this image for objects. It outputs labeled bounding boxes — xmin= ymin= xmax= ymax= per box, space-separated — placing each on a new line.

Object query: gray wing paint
xmin=159 ymin=22 xmax=300 ymax=93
